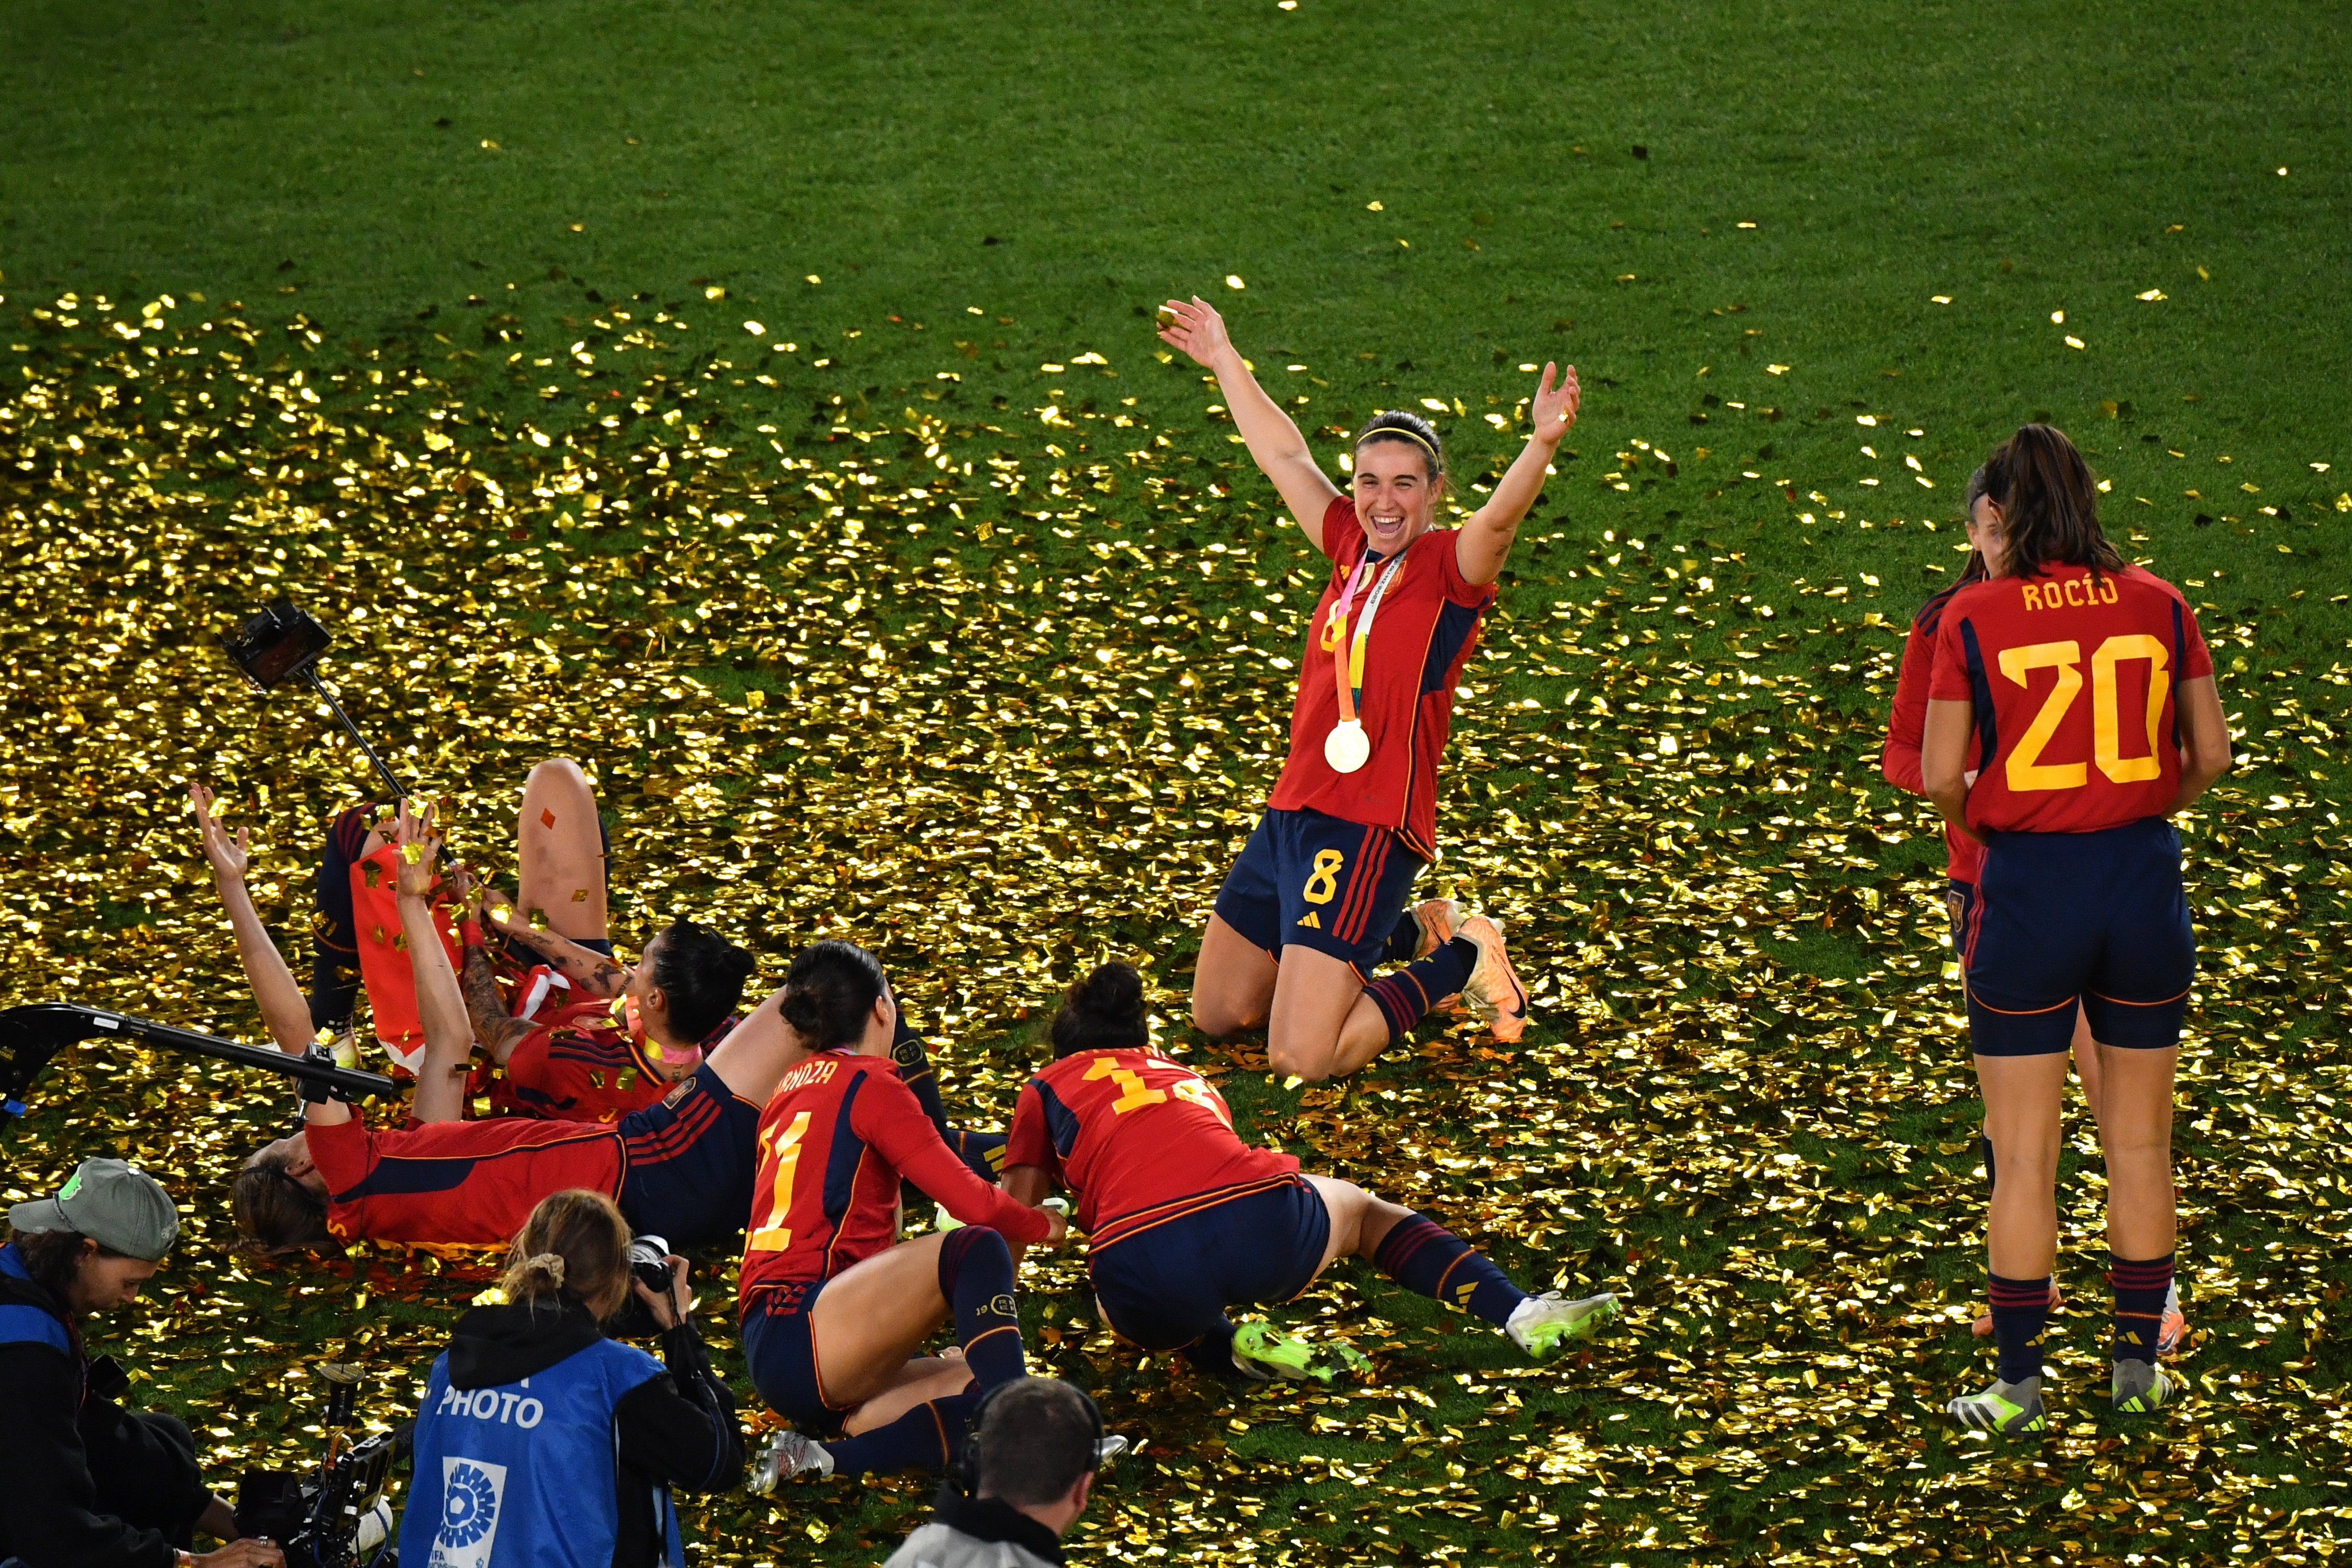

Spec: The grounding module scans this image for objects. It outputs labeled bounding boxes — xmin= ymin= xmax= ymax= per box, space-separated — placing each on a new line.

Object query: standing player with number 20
xmin=1159 ymin=294 xmax=1578 ymax=1083
xmin=1921 ymin=425 xmax=2231 ymax=1433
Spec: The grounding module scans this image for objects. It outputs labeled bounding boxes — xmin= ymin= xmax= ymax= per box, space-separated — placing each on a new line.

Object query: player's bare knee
xmin=1266 ymin=1039 xmax=1333 ymax=1083
xmin=525 ymin=757 xmax=593 ymax=795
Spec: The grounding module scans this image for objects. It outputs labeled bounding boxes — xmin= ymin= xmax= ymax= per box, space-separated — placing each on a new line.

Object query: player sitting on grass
xmin=199 ymin=793 xmax=789 ymax=1253
xmin=738 ymin=942 xmax=1092 ymax=1488
xmin=1001 ymin=962 xmax=1617 ymax=1384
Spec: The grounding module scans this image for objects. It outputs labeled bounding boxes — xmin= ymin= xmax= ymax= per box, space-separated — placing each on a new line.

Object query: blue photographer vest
xmin=398 ymin=1336 xmax=684 ymax=1568
xmin=0 ymin=1243 xmax=76 ymax=1367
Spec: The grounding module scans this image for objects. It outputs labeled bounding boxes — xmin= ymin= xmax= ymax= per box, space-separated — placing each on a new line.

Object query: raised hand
xmin=189 ymin=783 xmax=252 ymax=882
xmin=1157 ymin=295 xmax=1235 ymax=370
xmin=1529 ymin=361 xmax=1581 ymax=446
xmin=391 ymin=800 xmax=442 ymax=901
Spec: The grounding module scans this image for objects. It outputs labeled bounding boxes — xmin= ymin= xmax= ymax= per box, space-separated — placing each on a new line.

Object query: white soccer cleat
xmin=749 ymin=1429 xmax=834 ymax=1492
xmin=1505 ymin=1290 xmax=1619 ymax=1360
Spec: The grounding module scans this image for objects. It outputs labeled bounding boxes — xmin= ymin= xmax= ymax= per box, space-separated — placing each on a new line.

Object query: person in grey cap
xmin=0 ymin=1158 xmax=284 ymax=1568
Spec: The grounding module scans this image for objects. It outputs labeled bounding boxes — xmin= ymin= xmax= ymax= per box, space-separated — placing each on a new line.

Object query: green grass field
xmin=5 ymin=2 xmax=2351 ymax=1562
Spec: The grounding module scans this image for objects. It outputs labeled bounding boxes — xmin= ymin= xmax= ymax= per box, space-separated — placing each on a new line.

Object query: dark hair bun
xmin=781 ymin=940 xmax=887 ymax=1051
xmin=649 ymin=919 xmax=756 ymax=1042
xmin=1051 ymin=962 xmax=1149 ymax=1058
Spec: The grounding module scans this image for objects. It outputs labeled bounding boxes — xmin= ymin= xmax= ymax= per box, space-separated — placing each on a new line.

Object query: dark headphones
xmin=953 ymin=1378 xmax=1104 ymax=1498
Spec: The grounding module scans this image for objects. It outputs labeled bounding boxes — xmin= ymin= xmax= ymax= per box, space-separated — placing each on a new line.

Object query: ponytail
xmin=1978 ymin=424 xmax=2124 ymax=581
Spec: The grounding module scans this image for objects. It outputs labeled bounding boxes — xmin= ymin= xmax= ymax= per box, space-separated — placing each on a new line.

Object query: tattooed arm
xmin=461 ymin=944 xmax=537 ymax=1065
xmin=472 ymin=882 xmax=633 ymax=999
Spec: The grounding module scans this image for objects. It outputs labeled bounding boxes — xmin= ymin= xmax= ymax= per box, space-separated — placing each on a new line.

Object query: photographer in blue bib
xmin=1 ymin=1159 xmax=283 ymax=1568
xmin=400 ymin=1189 xmax=744 ymax=1567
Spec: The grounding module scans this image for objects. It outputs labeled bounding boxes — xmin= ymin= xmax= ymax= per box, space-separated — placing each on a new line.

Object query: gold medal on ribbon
xmin=1323 ymin=549 xmax=1408 ymax=777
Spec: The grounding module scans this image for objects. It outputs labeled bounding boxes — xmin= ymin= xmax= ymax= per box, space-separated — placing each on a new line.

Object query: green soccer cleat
xmin=1946 ymin=1376 xmax=2045 ymax=1434
xmin=1229 ymin=1322 xmax=1368 ymax=1384
xmin=2112 ymin=1358 xmax=2174 ymax=1414
xmin=1505 ymin=1291 xmax=1619 ymax=1361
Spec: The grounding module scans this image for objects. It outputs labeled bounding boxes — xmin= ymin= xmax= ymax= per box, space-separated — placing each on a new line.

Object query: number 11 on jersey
xmin=747 ymin=1110 xmax=813 ymax=1253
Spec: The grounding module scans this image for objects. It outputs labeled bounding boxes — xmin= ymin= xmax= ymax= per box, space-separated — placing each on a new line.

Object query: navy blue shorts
xmin=1963 ymin=818 xmax=2194 ymax=1057
xmin=742 ymin=1282 xmax=846 ymax=1435
xmin=616 ymin=1062 xmax=764 ymax=1250
xmin=1088 ymin=1177 xmax=1332 ymax=1351
xmin=1212 ymin=808 xmax=1423 ymax=976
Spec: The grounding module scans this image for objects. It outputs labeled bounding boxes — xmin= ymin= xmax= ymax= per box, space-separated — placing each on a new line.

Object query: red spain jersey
xmin=306 ymin=1112 xmax=623 ymax=1247
xmin=489 ymin=994 xmax=670 ymax=1123
xmin=1929 ymin=563 xmax=2212 ymax=835
xmin=1267 ymin=497 xmax=1496 ymax=859
xmin=738 ymin=1051 xmax=1052 ymax=1312
xmin=1882 ymin=582 xmax=1986 ymax=884
xmin=1004 ymin=1048 xmax=1299 ymax=1251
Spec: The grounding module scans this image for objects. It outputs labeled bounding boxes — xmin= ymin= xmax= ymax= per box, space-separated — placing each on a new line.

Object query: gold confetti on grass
xmin=3 ymin=294 xmax=2350 ymax=1563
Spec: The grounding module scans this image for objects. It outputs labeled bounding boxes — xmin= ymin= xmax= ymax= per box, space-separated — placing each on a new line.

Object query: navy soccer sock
xmin=1372 ymin=1213 xmax=1528 ymax=1328
xmin=1381 ymin=910 xmax=1424 ymax=964
xmin=820 ymin=1390 xmax=982 ymax=1478
xmin=2110 ymin=1251 xmax=2173 ymax=1364
xmin=1363 ymin=937 xmax=1479 ymax=1043
xmin=938 ymin=1226 xmax=1026 ymax=1388
xmin=946 ymin=1127 xmax=1008 ymax=1184
xmin=307 ymin=806 xmax=371 ymax=1034
xmin=1988 ymin=1272 xmax=2052 ymax=1383
xmin=1182 ymin=1316 xmax=1247 ymax=1383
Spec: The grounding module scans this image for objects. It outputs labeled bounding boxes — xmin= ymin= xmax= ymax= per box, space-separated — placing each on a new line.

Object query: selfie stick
xmin=219 ymin=598 xmax=408 ymax=804
xmin=298 ymin=667 xmax=408 ymax=805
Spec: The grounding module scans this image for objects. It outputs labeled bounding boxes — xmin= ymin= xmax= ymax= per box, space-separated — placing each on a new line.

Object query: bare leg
xmin=1191 ymin=914 xmax=1278 ymax=1037
xmin=1266 ymin=947 xmax=1391 ymax=1082
xmin=1976 ymin=1053 xmax=2070 ymax=1279
xmin=2099 ymin=1046 xmax=2179 ymax=1260
xmin=516 ymin=759 xmax=610 ymax=944
xmin=804 ymin=1232 xmax=956 ymax=1411
xmin=841 ymin=1355 xmax=973 ymax=1435
xmin=1302 ymin=1175 xmax=1412 ymax=1279
xmin=2069 ymin=1003 xmax=2106 ymax=1122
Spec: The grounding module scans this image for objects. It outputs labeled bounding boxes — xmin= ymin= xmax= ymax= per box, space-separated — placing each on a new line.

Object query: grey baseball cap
xmin=8 ymin=1159 xmax=179 ymax=1262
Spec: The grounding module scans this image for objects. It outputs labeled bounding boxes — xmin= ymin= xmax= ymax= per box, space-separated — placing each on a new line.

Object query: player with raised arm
xmin=1920 ymin=426 xmax=2230 ymax=1432
xmin=1002 ymin=962 xmax=1617 ymax=1385
xmin=1883 ymin=472 xmax=2185 ymax=1357
xmin=737 ymin=942 xmax=1081 ymax=1488
xmin=195 ymin=789 xmax=794 ymax=1254
xmin=1159 ymin=296 xmax=1578 ymax=1082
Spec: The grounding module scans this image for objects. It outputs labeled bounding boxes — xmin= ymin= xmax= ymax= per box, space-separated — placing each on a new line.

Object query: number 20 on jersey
xmin=1999 ymin=633 xmax=2170 ymax=792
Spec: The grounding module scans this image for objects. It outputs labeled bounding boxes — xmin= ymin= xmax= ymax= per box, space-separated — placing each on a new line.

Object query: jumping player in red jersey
xmin=195 ymin=792 xmax=793 ymax=1255
xmin=734 ymin=942 xmax=1084 ymax=1488
xmin=1002 ymin=963 xmax=1618 ymax=1385
xmin=1919 ymin=426 xmax=2230 ymax=1432
xmin=1160 ymin=296 xmax=1578 ymax=1082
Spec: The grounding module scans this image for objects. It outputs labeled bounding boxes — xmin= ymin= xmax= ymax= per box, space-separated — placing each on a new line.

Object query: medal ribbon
xmin=1329 ymin=550 xmax=1409 ymax=725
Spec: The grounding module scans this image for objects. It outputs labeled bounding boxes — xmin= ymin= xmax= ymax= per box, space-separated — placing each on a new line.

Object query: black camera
xmin=236 ymin=1364 xmax=407 ymax=1568
xmin=606 ymin=1233 xmax=679 ymax=1339
xmin=220 ymin=597 xmax=333 ymax=692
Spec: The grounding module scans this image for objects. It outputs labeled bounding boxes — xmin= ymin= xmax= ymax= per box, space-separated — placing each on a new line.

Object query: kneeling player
xmin=199 ymin=797 xmax=785 ymax=1253
xmin=739 ymin=942 xmax=1084 ymax=1487
xmin=1002 ymin=963 xmax=1616 ymax=1383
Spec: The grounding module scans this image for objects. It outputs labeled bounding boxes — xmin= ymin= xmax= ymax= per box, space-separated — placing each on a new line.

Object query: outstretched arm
xmin=1160 ymin=295 xmax=1343 ymax=554
xmin=1456 ymin=361 xmax=1579 ymax=586
xmin=190 ymin=784 xmax=317 ymax=1057
xmin=391 ymin=804 xmax=476 ymax=1124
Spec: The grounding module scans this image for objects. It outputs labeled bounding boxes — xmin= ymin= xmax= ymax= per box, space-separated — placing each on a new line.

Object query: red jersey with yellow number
xmin=1928 ymin=563 xmax=2212 ymax=835
xmin=307 ymin=1111 xmax=623 ymax=1247
xmin=1266 ymin=497 xmax=1496 ymax=859
xmin=737 ymin=1052 xmax=1052 ymax=1313
xmin=1004 ymin=1048 xmax=1299 ymax=1251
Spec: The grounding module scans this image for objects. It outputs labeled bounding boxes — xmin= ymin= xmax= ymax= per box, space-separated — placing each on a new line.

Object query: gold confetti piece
xmin=1930 ymin=295 xmax=1952 ymax=304
xmin=2137 ymin=288 xmax=2168 ymax=301
xmin=2065 ymin=335 xmax=2086 ymax=349
xmin=742 ymin=321 xmax=765 ymax=336
xmin=1365 ymin=200 xmax=1383 ymax=211
xmin=1765 ymin=364 xmax=1788 ymax=375
xmin=2050 ymin=309 xmax=2065 ymax=323
xmin=1735 ymin=220 xmax=1757 ymax=229
xmin=1224 ymin=274 xmax=1246 ymax=289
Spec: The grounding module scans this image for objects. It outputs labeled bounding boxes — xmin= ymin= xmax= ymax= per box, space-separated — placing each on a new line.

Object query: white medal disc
xmin=1324 ymin=719 xmax=1371 ymax=774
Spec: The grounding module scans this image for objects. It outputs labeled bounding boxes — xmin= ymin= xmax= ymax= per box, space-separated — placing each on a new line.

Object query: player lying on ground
xmin=1001 ymin=962 xmax=1617 ymax=1383
xmin=738 ymin=942 xmax=1095 ymax=1487
xmin=298 ymin=759 xmax=748 ymax=1121
xmin=200 ymin=795 xmax=790 ymax=1253
xmin=1882 ymin=470 xmax=2184 ymax=1356
xmin=1159 ymin=295 xmax=1577 ymax=1082
xmin=1920 ymin=425 xmax=2230 ymax=1432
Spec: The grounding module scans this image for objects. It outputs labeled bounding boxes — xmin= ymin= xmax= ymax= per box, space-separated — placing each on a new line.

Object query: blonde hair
xmin=498 ymin=1189 xmax=632 ymax=1322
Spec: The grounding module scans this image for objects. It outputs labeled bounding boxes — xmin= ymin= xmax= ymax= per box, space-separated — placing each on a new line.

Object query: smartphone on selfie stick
xmin=219 ymin=598 xmax=407 ymax=804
